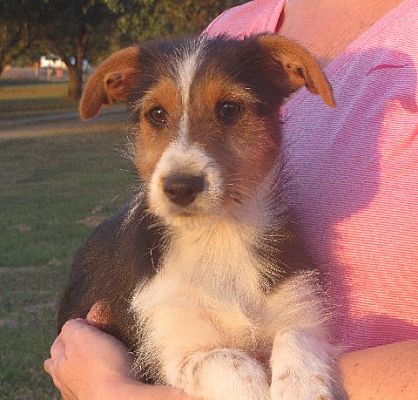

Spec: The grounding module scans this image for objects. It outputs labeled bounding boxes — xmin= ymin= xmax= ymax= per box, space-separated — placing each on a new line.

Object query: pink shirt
xmin=206 ymin=0 xmax=418 ymax=351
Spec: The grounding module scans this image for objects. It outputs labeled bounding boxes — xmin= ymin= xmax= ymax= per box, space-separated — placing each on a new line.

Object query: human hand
xmin=44 ymin=314 xmax=134 ymax=400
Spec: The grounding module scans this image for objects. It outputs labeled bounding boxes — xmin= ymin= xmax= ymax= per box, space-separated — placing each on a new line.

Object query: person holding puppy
xmin=45 ymin=0 xmax=418 ymax=399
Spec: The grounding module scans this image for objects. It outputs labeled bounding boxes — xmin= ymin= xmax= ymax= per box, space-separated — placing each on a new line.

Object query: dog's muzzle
xmin=163 ymin=175 xmax=205 ymax=206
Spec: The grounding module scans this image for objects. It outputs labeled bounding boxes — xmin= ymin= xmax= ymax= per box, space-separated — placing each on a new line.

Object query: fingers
xmin=60 ymin=318 xmax=90 ymax=341
xmin=44 ymin=313 xmax=133 ymax=400
xmin=45 ymin=319 xmax=99 ymax=400
xmin=86 ymin=301 xmax=110 ymax=328
xmin=44 ymin=337 xmax=76 ymax=399
xmin=44 ymin=358 xmax=60 ymax=387
xmin=44 ymin=358 xmax=53 ymax=374
xmin=45 ymin=336 xmax=66 ymax=389
xmin=44 ymin=357 xmax=63 ymax=393
xmin=50 ymin=335 xmax=65 ymax=360
xmin=44 ymin=364 xmax=76 ymax=400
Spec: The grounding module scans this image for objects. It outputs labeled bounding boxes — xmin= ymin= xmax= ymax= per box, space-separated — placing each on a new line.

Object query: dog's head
xmin=80 ymin=35 xmax=334 ymax=225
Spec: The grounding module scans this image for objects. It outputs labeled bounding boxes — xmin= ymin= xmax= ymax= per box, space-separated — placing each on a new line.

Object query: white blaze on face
xmin=147 ymin=41 xmax=224 ymax=222
xmin=175 ymin=41 xmax=204 ymax=144
xmin=148 ymin=140 xmax=224 ymax=222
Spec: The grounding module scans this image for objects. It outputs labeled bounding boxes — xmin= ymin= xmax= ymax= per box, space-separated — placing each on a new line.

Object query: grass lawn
xmin=0 ymin=81 xmax=77 ymax=121
xmin=0 ymin=130 xmax=136 ymax=399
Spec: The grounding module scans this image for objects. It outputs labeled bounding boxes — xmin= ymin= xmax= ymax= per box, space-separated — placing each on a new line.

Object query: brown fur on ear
xmin=80 ymin=46 xmax=140 ymax=120
xmin=257 ymin=35 xmax=335 ymax=107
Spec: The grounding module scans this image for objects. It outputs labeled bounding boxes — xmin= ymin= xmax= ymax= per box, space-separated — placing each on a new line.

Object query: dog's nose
xmin=163 ymin=175 xmax=205 ymax=206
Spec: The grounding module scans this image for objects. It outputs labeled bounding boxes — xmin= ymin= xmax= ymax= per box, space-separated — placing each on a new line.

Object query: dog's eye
xmin=147 ymin=106 xmax=167 ymax=127
xmin=217 ymin=101 xmax=241 ymax=123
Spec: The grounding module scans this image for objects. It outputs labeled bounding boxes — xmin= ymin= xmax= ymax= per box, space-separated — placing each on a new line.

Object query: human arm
xmin=44 ymin=318 xmax=187 ymax=400
xmin=340 ymin=339 xmax=418 ymax=400
xmin=45 ymin=316 xmax=418 ymax=400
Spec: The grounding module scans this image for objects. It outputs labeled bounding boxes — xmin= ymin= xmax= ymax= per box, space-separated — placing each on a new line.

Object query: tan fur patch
xmin=188 ymin=74 xmax=280 ymax=206
xmin=277 ymin=370 xmax=291 ymax=380
xmin=135 ymin=70 xmax=280 ymax=210
xmin=80 ymin=46 xmax=140 ymax=119
xmin=135 ymin=78 xmax=182 ymax=180
xmin=315 ymin=375 xmax=327 ymax=386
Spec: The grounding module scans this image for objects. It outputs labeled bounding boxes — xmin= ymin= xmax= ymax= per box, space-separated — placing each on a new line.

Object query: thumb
xmin=86 ymin=301 xmax=110 ymax=328
xmin=44 ymin=358 xmax=53 ymax=374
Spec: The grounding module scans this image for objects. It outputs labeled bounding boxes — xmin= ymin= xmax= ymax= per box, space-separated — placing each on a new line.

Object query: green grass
xmin=0 ymin=133 xmax=136 ymax=267
xmin=0 ymin=131 xmax=136 ymax=399
xmin=0 ymin=266 xmax=66 ymax=400
xmin=0 ymin=81 xmax=77 ymax=120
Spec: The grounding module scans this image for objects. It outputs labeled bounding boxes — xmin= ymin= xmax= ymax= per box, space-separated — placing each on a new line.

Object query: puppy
xmin=58 ymin=34 xmax=342 ymax=400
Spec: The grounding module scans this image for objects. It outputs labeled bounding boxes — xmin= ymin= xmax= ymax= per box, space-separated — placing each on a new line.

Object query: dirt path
xmin=0 ymin=108 xmax=129 ymax=139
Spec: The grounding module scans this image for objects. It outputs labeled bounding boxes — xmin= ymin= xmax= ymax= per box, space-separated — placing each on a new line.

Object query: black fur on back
xmin=57 ymin=198 xmax=163 ymax=359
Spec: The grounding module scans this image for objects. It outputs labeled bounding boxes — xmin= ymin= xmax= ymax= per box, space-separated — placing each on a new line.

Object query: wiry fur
xmin=59 ymin=34 xmax=344 ymax=399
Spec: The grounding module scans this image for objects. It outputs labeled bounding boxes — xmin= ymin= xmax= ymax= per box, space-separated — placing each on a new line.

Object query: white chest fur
xmin=130 ymin=217 xmax=338 ymax=400
xmin=132 ymin=218 xmax=268 ymax=349
xmin=166 ymin=219 xmax=263 ymax=301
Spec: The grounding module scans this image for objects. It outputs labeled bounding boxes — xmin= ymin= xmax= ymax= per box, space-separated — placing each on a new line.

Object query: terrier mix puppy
xmin=58 ymin=34 xmax=342 ymax=400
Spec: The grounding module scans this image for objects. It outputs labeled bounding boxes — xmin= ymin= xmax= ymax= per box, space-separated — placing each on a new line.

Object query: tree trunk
xmin=67 ymin=66 xmax=83 ymax=101
xmin=65 ymin=37 xmax=86 ymax=101
xmin=59 ymin=32 xmax=88 ymax=101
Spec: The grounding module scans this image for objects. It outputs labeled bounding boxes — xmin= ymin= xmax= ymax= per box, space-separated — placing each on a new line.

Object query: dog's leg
xmin=177 ymin=348 xmax=270 ymax=400
xmin=265 ymin=273 xmax=343 ymax=400
xmin=149 ymin=311 xmax=270 ymax=400
xmin=270 ymin=328 xmax=338 ymax=400
xmin=133 ymin=280 xmax=270 ymax=400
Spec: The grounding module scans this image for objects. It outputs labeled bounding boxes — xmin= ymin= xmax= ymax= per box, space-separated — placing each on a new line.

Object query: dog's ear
xmin=80 ymin=46 xmax=140 ymax=120
xmin=257 ymin=35 xmax=335 ymax=107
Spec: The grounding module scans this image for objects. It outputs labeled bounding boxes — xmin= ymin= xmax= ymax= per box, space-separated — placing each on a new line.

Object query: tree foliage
xmin=106 ymin=0 xmax=245 ymax=45
xmin=2 ymin=0 xmax=245 ymax=100
xmin=39 ymin=0 xmax=118 ymax=99
xmin=0 ymin=0 xmax=45 ymax=76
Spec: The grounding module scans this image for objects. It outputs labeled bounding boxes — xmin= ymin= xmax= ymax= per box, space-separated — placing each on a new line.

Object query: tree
xmin=1 ymin=0 xmax=245 ymax=100
xmin=0 ymin=0 xmax=44 ymax=76
xmin=0 ymin=22 xmax=29 ymax=77
xmin=45 ymin=0 xmax=245 ymax=100
xmin=40 ymin=0 xmax=118 ymax=100
xmin=106 ymin=0 xmax=246 ymax=45
xmin=0 ymin=0 xmax=117 ymax=100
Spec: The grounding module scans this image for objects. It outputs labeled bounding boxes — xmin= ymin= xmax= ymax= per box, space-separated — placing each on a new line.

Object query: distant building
xmin=39 ymin=54 xmax=92 ymax=73
xmin=39 ymin=54 xmax=67 ymax=69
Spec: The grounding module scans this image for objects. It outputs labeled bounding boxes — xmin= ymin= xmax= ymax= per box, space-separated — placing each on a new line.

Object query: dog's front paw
xmin=271 ymin=367 xmax=335 ymax=400
xmin=270 ymin=330 xmax=342 ymax=400
xmin=177 ymin=348 xmax=270 ymax=400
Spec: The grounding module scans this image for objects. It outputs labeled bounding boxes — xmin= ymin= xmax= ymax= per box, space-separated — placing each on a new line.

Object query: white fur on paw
xmin=270 ymin=329 xmax=339 ymax=400
xmin=178 ymin=348 xmax=270 ymax=400
xmin=271 ymin=368 xmax=334 ymax=400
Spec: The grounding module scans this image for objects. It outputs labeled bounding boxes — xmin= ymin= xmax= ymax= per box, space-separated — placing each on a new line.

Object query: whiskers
xmin=223 ymin=174 xmax=258 ymax=207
